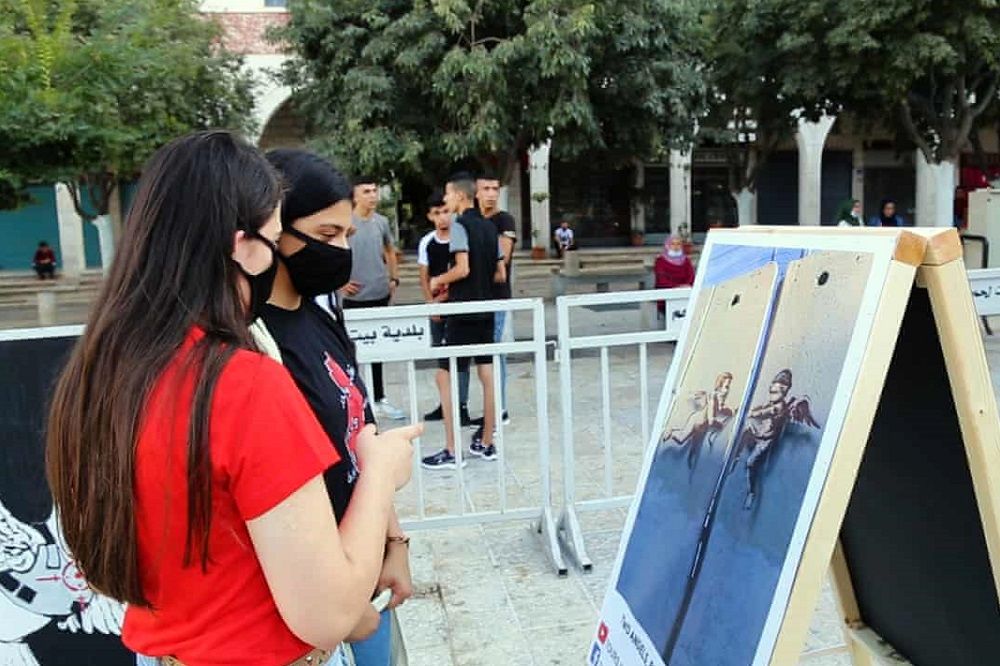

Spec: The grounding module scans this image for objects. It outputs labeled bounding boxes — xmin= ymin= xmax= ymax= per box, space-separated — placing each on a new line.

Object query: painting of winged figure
xmin=728 ymin=368 xmax=820 ymax=509
xmin=605 ymin=245 xmax=880 ymax=666
xmin=661 ymin=372 xmax=735 ymax=469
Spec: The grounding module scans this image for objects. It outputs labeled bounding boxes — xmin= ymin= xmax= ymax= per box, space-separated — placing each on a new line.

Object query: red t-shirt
xmin=122 ymin=329 xmax=339 ymax=665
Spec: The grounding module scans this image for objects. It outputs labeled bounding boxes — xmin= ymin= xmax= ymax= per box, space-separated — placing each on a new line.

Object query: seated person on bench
xmin=33 ymin=241 xmax=56 ymax=279
xmin=654 ymin=235 xmax=693 ymax=314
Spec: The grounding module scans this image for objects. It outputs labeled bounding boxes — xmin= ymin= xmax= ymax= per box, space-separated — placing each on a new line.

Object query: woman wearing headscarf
xmin=834 ymin=199 xmax=863 ymax=227
xmin=654 ymin=235 xmax=695 ymax=315
xmin=868 ymin=198 xmax=908 ymax=227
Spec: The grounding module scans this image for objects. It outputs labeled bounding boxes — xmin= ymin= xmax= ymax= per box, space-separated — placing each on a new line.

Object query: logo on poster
xmin=589 ymin=643 xmax=602 ymax=665
xmin=598 ymin=621 xmax=609 ymax=643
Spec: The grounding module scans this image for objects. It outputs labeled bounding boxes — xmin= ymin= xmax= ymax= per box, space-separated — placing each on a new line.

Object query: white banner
xmin=969 ymin=268 xmax=1000 ymax=317
xmin=347 ymin=317 xmax=431 ymax=356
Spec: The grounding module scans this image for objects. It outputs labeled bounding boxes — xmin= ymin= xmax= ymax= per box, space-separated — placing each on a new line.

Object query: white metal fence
xmin=344 ymin=297 xmax=567 ymax=575
xmin=554 ymin=287 xmax=690 ymax=571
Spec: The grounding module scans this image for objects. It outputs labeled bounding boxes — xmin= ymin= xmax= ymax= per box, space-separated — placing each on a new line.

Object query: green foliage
xmin=0 ymin=0 xmax=257 ymax=213
xmin=276 ymin=0 xmax=706 ymax=183
xmin=696 ymin=0 xmax=835 ymax=193
xmin=755 ymin=0 xmax=1000 ymax=163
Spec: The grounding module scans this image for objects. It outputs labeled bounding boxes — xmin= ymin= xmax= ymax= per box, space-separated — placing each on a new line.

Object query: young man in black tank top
xmin=422 ymin=173 xmax=505 ymax=469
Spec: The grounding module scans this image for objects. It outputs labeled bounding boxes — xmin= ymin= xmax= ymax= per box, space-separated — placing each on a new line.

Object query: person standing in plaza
xmin=476 ymin=172 xmax=516 ymax=425
xmin=260 ymin=150 xmax=417 ymax=665
xmin=342 ymin=176 xmax=406 ymax=420
xmin=45 ymin=131 xmax=417 ymax=666
xmin=422 ymin=172 xmax=505 ymax=469
xmin=419 ymin=189 xmax=472 ymax=423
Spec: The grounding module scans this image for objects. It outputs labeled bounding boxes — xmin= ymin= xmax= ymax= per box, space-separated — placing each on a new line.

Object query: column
xmin=669 ymin=149 xmax=692 ymax=235
xmin=852 ymin=144 xmax=865 ymax=208
xmin=631 ymin=161 xmax=646 ymax=236
xmin=916 ymin=150 xmax=958 ymax=228
xmin=528 ymin=140 xmax=551 ymax=258
xmin=55 ymin=183 xmax=85 ymax=278
xmin=91 ymin=215 xmax=116 ymax=273
xmin=795 ymin=115 xmax=836 ymax=225
xmin=735 ymin=188 xmax=758 ymax=226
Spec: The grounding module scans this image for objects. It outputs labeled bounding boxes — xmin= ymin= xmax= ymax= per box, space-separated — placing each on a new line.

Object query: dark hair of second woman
xmin=46 ymin=131 xmax=282 ymax=606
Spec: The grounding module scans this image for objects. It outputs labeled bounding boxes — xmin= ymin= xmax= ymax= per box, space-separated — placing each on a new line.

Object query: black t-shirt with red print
xmin=260 ymin=300 xmax=375 ymax=521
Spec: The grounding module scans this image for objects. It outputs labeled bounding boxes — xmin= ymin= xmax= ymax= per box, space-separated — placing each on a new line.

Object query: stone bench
xmin=549 ymin=253 xmax=652 ymax=298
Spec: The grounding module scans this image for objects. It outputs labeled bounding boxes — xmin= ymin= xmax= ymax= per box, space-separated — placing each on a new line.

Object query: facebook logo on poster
xmin=589 ymin=642 xmax=602 ymax=665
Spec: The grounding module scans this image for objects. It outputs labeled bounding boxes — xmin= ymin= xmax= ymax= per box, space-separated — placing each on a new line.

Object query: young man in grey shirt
xmin=341 ymin=175 xmax=405 ymax=420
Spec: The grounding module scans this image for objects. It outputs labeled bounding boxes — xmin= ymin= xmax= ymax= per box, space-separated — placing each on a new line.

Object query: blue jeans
xmin=349 ymin=609 xmax=392 ymax=665
xmin=494 ymin=310 xmax=508 ymax=411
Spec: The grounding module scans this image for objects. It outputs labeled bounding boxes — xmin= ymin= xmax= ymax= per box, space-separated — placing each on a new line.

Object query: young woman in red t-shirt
xmin=45 ymin=131 xmax=420 ymax=666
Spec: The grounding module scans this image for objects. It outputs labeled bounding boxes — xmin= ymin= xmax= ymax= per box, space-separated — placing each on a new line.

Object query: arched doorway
xmin=257 ymin=98 xmax=306 ymax=151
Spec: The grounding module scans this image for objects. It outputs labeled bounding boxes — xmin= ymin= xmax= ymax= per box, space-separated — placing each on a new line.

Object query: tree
xmin=276 ymin=0 xmax=706 ymax=184
xmin=769 ymin=0 xmax=1000 ymax=226
xmin=696 ymin=0 xmax=835 ymax=225
xmin=0 ymin=0 xmax=256 ymax=247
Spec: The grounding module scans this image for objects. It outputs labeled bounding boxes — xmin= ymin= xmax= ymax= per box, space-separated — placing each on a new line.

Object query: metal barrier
xmin=343 ymin=297 xmax=567 ymax=575
xmin=554 ymin=287 xmax=690 ymax=571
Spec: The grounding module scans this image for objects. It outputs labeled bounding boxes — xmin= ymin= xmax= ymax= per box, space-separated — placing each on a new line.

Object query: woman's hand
xmin=356 ymin=423 xmax=423 ymax=490
xmin=378 ymin=540 xmax=413 ymax=609
xmin=345 ymin=605 xmax=382 ymax=642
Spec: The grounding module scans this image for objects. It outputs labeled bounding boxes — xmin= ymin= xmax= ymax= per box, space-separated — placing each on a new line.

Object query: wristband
xmin=387 ymin=535 xmax=410 ymax=547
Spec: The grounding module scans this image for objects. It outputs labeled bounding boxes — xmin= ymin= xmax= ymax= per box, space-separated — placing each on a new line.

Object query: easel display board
xmin=0 ymin=325 xmax=132 ymax=665
xmin=591 ymin=228 xmax=1000 ymax=665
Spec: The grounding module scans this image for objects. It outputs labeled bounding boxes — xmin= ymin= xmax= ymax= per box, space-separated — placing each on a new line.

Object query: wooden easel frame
xmin=737 ymin=228 xmax=1000 ymax=665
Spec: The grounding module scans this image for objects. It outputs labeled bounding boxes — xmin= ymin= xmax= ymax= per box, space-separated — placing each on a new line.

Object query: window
xmin=264 ymin=0 xmax=287 ymax=7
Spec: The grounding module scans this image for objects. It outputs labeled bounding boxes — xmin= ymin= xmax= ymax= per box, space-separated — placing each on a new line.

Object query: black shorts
xmin=438 ymin=315 xmax=495 ymax=371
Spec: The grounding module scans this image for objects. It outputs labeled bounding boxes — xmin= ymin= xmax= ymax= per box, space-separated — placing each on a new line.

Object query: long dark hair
xmin=46 ymin=131 xmax=282 ymax=606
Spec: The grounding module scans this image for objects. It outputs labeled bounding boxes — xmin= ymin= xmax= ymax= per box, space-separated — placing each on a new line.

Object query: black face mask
xmin=235 ymin=233 xmax=278 ymax=321
xmin=280 ymin=226 xmax=353 ymax=297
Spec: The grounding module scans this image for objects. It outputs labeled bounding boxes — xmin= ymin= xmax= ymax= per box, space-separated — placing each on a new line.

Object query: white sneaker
xmin=376 ymin=398 xmax=407 ymax=420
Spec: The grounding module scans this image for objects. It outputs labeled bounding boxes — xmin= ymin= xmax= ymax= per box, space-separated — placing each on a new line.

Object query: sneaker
xmin=469 ymin=434 xmax=498 ymax=461
xmin=468 ymin=411 xmax=509 ymax=429
xmin=471 ymin=426 xmax=499 ymax=446
xmin=424 ymin=405 xmax=443 ymax=421
xmin=376 ymin=398 xmax=407 ymax=421
xmin=421 ymin=449 xmax=467 ymax=470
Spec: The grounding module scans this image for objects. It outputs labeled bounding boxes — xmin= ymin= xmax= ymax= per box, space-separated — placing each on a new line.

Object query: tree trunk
xmin=734 ymin=188 xmax=757 ymax=226
xmin=916 ymin=152 xmax=957 ymax=228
